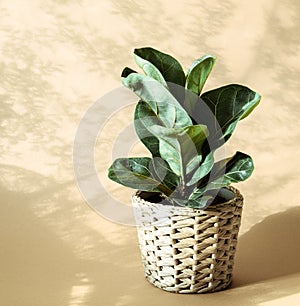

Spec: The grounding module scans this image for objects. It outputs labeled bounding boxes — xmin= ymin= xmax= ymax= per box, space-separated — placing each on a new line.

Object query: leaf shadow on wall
xmin=0 ymin=164 xmax=145 ymax=306
xmin=233 ymin=206 xmax=300 ymax=287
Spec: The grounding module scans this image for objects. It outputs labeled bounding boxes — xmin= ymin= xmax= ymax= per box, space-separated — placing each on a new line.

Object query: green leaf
xmin=201 ymin=84 xmax=261 ymax=143
xmin=133 ymin=54 xmax=167 ymax=87
xmin=121 ymin=67 xmax=136 ymax=78
xmin=173 ymin=187 xmax=234 ymax=209
xmin=149 ymin=157 xmax=180 ymax=191
xmin=171 ymin=195 xmax=213 ymax=208
xmin=134 ymin=101 xmax=161 ymax=157
xmin=123 ymin=73 xmax=192 ymax=128
xmin=210 ymin=151 xmax=254 ymax=186
xmin=108 ymin=157 xmax=173 ymax=196
xmin=134 ymin=47 xmax=185 ymax=87
xmin=186 ymin=54 xmax=216 ymax=96
xmin=123 ymin=70 xmax=188 ymax=158
xmin=149 ymin=124 xmax=209 ymax=180
xmin=186 ymin=152 xmax=214 ymax=186
xmin=194 ymin=151 xmax=254 ymax=196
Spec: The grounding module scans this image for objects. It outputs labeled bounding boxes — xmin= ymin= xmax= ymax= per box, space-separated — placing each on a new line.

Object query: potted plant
xmin=108 ymin=47 xmax=261 ymax=293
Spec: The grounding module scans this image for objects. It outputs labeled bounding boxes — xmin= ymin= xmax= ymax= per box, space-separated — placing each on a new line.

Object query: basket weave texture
xmin=132 ymin=186 xmax=243 ymax=293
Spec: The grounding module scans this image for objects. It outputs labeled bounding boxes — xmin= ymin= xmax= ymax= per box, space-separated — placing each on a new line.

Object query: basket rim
xmin=132 ymin=186 xmax=243 ymax=214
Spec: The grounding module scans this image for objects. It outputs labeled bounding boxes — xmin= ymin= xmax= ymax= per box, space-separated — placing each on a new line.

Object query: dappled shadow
xmin=0 ymin=164 xmax=141 ymax=305
xmin=5 ymin=165 xmax=300 ymax=306
xmin=0 ymin=168 xmax=77 ymax=305
xmin=1 ymin=0 xmax=300 ymax=305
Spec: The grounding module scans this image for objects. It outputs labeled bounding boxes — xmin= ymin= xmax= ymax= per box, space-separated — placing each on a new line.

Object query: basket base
xmin=145 ymin=274 xmax=232 ymax=294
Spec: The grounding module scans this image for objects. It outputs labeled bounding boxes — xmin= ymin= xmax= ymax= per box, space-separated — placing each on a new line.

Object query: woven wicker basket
xmin=132 ymin=186 xmax=243 ymax=293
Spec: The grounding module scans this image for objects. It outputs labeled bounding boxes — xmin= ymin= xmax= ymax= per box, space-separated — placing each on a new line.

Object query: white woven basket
xmin=132 ymin=186 xmax=243 ymax=293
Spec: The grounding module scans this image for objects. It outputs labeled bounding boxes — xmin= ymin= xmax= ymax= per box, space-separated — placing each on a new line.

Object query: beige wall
xmin=1 ymin=0 xmax=299 ymax=305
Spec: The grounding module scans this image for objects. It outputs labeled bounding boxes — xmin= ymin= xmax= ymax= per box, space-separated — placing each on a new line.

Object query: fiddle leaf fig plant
xmin=108 ymin=47 xmax=261 ymax=208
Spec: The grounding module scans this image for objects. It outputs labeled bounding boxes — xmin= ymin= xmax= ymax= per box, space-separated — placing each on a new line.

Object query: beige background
xmin=1 ymin=0 xmax=300 ymax=305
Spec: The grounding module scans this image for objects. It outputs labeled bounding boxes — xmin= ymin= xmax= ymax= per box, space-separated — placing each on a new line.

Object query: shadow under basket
xmin=132 ymin=186 xmax=243 ymax=293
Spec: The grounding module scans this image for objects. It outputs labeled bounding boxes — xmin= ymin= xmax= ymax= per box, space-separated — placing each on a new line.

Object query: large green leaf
xmin=190 ymin=151 xmax=254 ymax=200
xmin=123 ymin=73 xmax=192 ymax=157
xmin=149 ymin=124 xmax=208 ymax=181
xmin=134 ymin=47 xmax=185 ymax=87
xmin=209 ymin=151 xmax=254 ymax=186
xmin=185 ymin=54 xmax=216 ymax=96
xmin=200 ymin=84 xmax=261 ymax=143
xmin=122 ymin=73 xmax=191 ymax=128
xmin=108 ymin=157 xmax=173 ymax=196
xmin=133 ymin=54 xmax=167 ymax=87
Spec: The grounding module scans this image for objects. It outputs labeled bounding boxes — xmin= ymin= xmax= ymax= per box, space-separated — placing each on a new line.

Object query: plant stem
xmin=180 ymin=177 xmax=186 ymax=197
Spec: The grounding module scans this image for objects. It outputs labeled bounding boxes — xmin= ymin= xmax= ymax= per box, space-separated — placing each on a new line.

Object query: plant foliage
xmin=108 ymin=47 xmax=261 ymax=208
